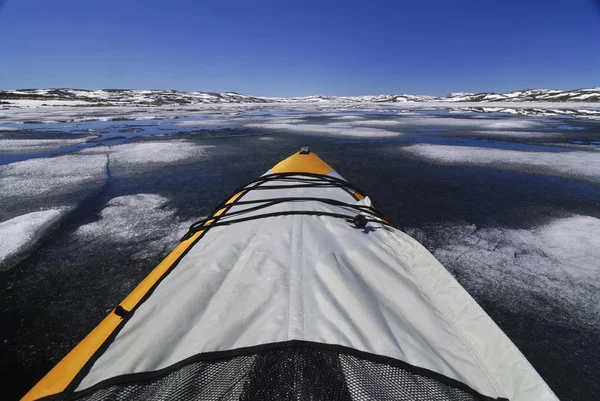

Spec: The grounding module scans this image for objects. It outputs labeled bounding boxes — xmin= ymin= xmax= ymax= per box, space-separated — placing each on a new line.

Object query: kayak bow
xmin=23 ymin=149 xmax=558 ymax=401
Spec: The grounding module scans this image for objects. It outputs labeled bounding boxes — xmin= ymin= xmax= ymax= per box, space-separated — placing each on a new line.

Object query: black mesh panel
xmin=71 ymin=343 xmax=500 ymax=401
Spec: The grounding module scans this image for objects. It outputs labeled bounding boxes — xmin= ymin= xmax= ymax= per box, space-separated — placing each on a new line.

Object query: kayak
xmin=23 ymin=148 xmax=558 ymax=401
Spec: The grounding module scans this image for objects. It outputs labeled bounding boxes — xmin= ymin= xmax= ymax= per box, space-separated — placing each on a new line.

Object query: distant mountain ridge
xmin=1 ymin=87 xmax=599 ymax=106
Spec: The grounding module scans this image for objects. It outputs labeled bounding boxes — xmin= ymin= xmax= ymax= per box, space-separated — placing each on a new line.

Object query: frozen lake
xmin=1 ymin=106 xmax=599 ymax=400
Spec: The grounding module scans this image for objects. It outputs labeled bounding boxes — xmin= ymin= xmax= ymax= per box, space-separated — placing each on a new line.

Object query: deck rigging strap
xmin=181 ymin=172 xmax=400 ymax=241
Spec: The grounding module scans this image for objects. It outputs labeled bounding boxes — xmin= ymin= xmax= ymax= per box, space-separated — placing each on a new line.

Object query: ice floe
xmin=0 ymin=138 xmax=90 ymax=153
xmin=471 ymin=130 xmax=559 ymax=138
xmin=0 ymin=209 xmax=67 ymax=269
xmin=173 ymin=119 xmax=241 ymax=127
xmin=80 ymin=140 xmax=214 ymax=176
xmin=74 ymin=194 xmax=194 ymax=260
xmin=393 ymin=116 xmax=545 ymax=130
xmin=330 ymin=115 xmax=364 ymax=120
xmin=0 ymin=153 xmax=107 ymax=198
xmin=0 ymin=140 xmax=213 ymax=199
xmin=108 ymin=140 xmax=212 ymax=166
xmin=409 ymin=215 xmax=600 ymax=326
xmin=349 ymin=119 xmax=403 ymax=127
xmin=245 ymin=122 xmax=402 ymax=137
xmin=402 ymin=144 xmax=600 ymax=183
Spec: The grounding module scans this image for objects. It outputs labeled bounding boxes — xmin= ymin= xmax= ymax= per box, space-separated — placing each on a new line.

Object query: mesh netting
xmin=73 ymin=344 xmax=498 ymax=401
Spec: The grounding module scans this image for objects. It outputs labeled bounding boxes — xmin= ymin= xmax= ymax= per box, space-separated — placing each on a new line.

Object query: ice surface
xmin=0 ymin=209 xmax=66 ymax=269
xmin=75 ymin=194 xmax=194 ymax=260
xmin=402 ymin=144 xmax=600 ymax=183
xmin=0 ymin=138 xmax=90 ymax=153
xmin=409 ymin=216 xmax=600 ymax=326
xmin=0 ymin=153 xmax=107 ymax=198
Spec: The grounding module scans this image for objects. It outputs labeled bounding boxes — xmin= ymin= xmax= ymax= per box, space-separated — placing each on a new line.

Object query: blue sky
xmin=0 ymin=0 xmax=598 ymax=96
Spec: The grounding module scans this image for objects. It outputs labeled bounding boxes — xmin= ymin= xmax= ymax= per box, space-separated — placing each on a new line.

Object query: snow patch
xmin=402 ymin=144 xmax=600 ymax=183
xmin=0 ymin=209 xmax=67 ymax=269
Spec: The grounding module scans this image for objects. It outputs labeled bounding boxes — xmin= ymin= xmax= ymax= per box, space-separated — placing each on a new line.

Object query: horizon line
xmin=1 ymin=86 xmax=599 ymax=98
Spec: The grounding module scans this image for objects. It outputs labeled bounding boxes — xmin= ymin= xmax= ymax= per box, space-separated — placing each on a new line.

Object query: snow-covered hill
xmin=445 ymin=88 xmax=600 ymax=102
xmin=1 ymin=87 xmax=598 ymax=106
xmin=0 ymin=89 xmax=271 ymax=106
